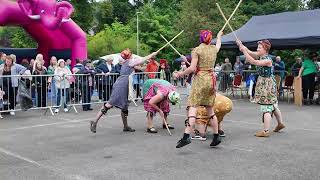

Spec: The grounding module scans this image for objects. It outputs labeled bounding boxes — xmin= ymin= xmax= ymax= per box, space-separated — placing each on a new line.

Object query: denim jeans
xmin=56 ymin=88 xmax=69 ymax=109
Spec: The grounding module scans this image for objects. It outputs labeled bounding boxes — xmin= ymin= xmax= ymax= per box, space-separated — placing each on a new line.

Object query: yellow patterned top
xmin=188 ymin=43 xmax=218 ymax=106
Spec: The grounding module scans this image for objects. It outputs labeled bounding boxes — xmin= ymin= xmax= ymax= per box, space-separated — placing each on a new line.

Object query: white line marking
xmin=0 ymin=147 xmax=43 ymax=167
xmin=170 ymin=113 xmax=320 ymax=132
xmin=0 ymin=111 xmax=145 ymax=132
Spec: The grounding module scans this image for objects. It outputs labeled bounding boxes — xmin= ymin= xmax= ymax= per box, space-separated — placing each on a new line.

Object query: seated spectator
xmin=0 ymin=54 xmax=27 ymax=115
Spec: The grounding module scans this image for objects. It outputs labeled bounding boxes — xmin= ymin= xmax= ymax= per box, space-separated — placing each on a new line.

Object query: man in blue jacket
xmin=95 ymin=58 xmax=116 ymax=101
xmin=274 ymin=56 xmax=286 ymax=95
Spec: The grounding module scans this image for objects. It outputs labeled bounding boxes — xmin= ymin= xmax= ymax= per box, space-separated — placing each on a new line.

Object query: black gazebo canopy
xmin=213 ymin=9 xmax=320 ymax=50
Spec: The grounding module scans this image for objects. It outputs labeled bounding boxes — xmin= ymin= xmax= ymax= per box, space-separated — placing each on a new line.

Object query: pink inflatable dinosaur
xmin=0 ymin=0 xmax=87 ymax=67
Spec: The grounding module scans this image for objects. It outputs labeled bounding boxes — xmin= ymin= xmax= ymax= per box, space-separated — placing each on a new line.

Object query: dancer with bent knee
xmin=175 ymin=30 xmax=223 ymax=148
xmin=90 ymin=49 xmax=158 ymax=133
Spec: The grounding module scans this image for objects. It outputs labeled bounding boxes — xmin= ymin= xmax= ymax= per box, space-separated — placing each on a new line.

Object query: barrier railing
xmin=1 ymin=69 xmax=316 ymax=116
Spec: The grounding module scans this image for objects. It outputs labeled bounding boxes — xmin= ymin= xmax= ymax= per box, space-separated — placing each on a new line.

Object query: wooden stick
xmin=162 ymin=117 xmax=172 ymax=136
xmin=160 ymin=34 xmax=183 ymax=56
xmin=220 ymin=0 xmax=242 ymax=32
xmin=216 ymin=3 xmax=239 ymax=40
xmin=156 ymin=30 xmax=184 ymax=53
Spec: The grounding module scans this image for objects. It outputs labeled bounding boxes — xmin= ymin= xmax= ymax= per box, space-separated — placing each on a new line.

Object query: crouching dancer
xmin=143 ymin=79 xmax=180 ymax=133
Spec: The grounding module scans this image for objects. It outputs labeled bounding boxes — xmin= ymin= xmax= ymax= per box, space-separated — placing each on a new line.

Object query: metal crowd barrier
xmin=1 ymin=69 xmax=307 ymax=117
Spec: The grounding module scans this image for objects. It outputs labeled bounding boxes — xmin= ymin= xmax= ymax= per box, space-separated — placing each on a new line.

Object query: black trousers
xmin=3 ymin=86 xmax=18 ymax=110
xmin=134 ymin=84 xmax=142 ymax=98
xmin=82 ymin=86 xmax=93 ymax=110
xmin=302 ymin=73 xmax=316 ymax=100
xmin=36 ymin=86 xmax=47 ymax=107
xmin=98 ymin=84 xmax=113 ymax=101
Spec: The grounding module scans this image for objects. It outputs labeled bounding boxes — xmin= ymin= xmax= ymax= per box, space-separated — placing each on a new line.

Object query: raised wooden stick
xmin=156 ymin=30 xmax=184 ymax=53
xmin=216 ymin=3 xmax=239 ymax=40
xmin=160 ymin=34 xmax=183 ymax=56
xmin=220 ymin=0 xmax=243 ymax=32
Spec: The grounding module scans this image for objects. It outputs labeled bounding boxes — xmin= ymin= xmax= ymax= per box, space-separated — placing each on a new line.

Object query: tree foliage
xmin=87 ymin=22 xmax=151 ymax=59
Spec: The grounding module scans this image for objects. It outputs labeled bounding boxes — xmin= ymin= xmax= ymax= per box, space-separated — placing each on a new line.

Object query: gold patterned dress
xmin=188 ymin=43 xmax=218 ymax=106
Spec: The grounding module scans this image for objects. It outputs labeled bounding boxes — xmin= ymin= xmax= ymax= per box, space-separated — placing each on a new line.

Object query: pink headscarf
xmin=200 ymin=30 xmax=213 ymax=45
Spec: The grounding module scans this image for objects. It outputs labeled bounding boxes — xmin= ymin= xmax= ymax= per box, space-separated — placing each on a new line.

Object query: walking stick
xmin=156 ymin=30 xmax=184 ymax=53
xmin=160 ymin=34 xmax=183 ymax=57
xmin=162 ymin=117 xmax=172 ymax=136
xmin=220 ymin=0 xmax=243 ymax=32
xmin=216 ymin=3 xmax=239 ymax=40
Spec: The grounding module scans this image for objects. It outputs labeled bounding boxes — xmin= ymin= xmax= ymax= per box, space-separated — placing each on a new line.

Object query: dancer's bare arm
xmin=129 ymin=52 xmax=158 ymax=67
xmin=215 ymin=31 xmax=223 ymax=52
xmin=148 ymin=92 xmax=165 ymax=118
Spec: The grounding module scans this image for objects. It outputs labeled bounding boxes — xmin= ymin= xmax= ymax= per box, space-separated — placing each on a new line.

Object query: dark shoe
xmin=147 ymin=127 xmax=157 ymax=133
xmin=176 ymin=138 xmax=191 ymax=148
xmin=303 ymin=99 xmax=310 ymax=105
xmin=163 ymin=124 xmax=175 ymax=129
xmin=309 ymin=99 xmax=314 ymax=105
xmin=218 ymin=130 xmax=226 ymax=137
xmin=83 ymin=109 xmax=89 ymax=111
xmin=90 ymin=121 xmax=97 ymax=133
xmin=88 ymin=108 xmax=93 ymax=111
xmin=210 ymin=134 xmax=221 ymax=147
xmin=123 ymin=126 xmax=135 ymax=132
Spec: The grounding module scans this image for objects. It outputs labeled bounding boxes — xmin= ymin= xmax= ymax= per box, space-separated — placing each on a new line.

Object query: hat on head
xmin=168 ymin=91 xmax=181 ymax=106
xmin=57 ymin=59 xmax=65 ymax=66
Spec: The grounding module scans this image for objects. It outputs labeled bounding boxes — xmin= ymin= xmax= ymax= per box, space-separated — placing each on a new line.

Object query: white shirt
xmin=107 ymin=64 xmax=112 ymax=72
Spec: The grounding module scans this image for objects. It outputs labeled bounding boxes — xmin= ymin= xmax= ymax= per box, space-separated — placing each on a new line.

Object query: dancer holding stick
xmin=237 ymin=39 xmax=285 ymax=137
xmin=175 ymin=30 xmax=223 ymax=148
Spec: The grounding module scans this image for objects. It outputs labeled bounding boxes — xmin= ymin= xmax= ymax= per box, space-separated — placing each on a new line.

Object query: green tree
xmin=0 ymin=27 xmax=37 ymax=48
xmin=307 ymin=0 xmax=320 ymax=9
xmin=94 ymin=0 xmax=114 ymax=32
xmin=70 ymin=0 xmax=95 ymax=33
xmin=87 ymin=22 xmax=151 ymax=59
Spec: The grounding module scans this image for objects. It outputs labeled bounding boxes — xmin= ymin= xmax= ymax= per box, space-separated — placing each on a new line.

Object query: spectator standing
xmin=48 ymin=56 xmax=58 ymax=102
xmin=233 ymin=56 xmax=244 ymax=75
xmin=66 ymin=59 xmax=72 ymax=70
xmin=0 ymin=52 xmax=6 ymax=65
xmin=145 ymin=58 xmax=159 ymax=79
xmin=0 ymin=54 xmax=27 ymax=115
xmin=220 ymin=58 xmax=232 ymax=92
xmin=32 ymin=60 xmax=48 ymax=107
xmin=291 ymin=57 xmax=302 ymax=77
xmin=95 ymin=57 xmax=116 ymax=101
xmin=274 ymin=56 xmax=286 ymax=94
xmin=79 ymin=60 xmax=95 ymax=111
xmin=54 ymin=59 xmax=72 ymax=113
xmin=298 ymin=52 xmax=318 ymax=105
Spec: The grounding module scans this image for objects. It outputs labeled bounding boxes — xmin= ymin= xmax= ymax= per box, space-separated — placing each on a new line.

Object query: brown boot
xmin=273 ymin=123 xmax=285 ymax=132
xmin=255 ymin=130 xmax=270 ymax=137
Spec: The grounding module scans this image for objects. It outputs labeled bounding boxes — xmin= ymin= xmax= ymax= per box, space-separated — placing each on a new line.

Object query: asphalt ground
xmin=0 ymin=98 xmax=320 ymax=180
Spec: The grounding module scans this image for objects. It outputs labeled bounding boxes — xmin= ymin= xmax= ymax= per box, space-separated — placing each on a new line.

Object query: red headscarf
xmin=258 ymin=40 xmax=271 ymax=52
xmin=121 ymin=48 xmax=132 ymax=60
xmin=200 ymin=30 xmax=213 ymax=45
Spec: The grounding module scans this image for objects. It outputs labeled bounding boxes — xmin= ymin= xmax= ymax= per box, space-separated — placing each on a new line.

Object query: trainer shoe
xmin=176 ymin=138 xmax=191 ymax=148
xmin=255 ymin=130 xmax=270 ymax=137
xmin=90 ymin=121 xmax=97 ymax=133
xmin=54 ymin=109 xmax=59 ymax=113
xmin=163 ymin=124 xmax=175 ymax=129
xmin=273 ymin=123 xmax=285 ymax=132
xmin=210 ymin=134 xmax=221 ymax=147
xmin=191 ymin=135 xmax=207 ymax=141
xmin=218 ymin=130 xmax=226 ymax=137
xmin=64 ymin=108 xmax=69 ymax=112
xmin=123 ymin=126 xmax=135 ymax=132
xmin=10 ymin=110 xmax=15 ymax=116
